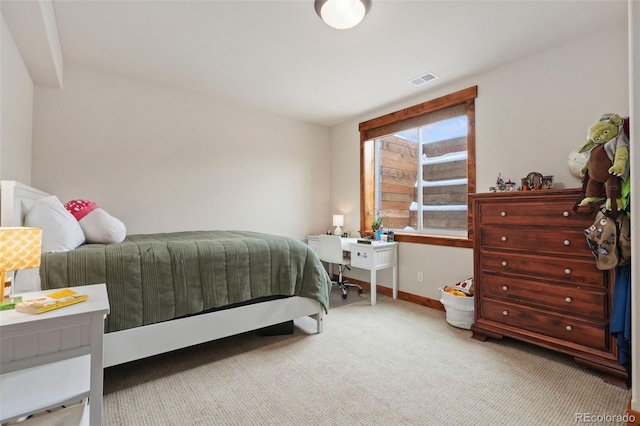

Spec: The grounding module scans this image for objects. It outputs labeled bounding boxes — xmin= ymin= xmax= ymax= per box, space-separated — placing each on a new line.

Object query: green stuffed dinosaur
xmin=578 ymin=113 xmax=629 ymax=210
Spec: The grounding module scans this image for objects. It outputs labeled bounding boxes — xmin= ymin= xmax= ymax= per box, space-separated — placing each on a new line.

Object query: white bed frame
xmin=0 ymin=180 xmax=324 ymax=367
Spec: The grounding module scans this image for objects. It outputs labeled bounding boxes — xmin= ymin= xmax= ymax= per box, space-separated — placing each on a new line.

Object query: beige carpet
xmin=103 ymin=291 xmax=631 ymax=425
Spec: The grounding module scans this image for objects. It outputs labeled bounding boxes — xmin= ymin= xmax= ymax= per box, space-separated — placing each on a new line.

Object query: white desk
xmin=307 ymin=236 xmax=398 ymax=305
xmin=0 ymin=284 xmax=110 ymax=425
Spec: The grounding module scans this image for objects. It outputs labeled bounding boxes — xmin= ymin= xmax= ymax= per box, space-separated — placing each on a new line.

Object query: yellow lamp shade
xmin=0 ymin=227 xmax=42 ymax=299
xmin=0 ymin=227 xmax=43 ymax=272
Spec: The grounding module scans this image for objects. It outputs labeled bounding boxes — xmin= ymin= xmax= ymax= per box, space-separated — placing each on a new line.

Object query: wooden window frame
xmin=359 ymin=86 xmax=477 ymax=248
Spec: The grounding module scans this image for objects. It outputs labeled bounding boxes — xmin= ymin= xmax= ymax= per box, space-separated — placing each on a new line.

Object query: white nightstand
xmin=0 ymin=284 xmax=110 ymax=425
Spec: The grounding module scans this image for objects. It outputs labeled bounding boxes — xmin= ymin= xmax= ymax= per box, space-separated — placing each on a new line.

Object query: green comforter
xmin=39 ymin=231 xmax=331 ymax=333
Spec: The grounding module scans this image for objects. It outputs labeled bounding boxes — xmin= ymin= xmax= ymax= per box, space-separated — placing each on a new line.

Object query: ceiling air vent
xmin=408 ymin=72 xmax=439 ymax=87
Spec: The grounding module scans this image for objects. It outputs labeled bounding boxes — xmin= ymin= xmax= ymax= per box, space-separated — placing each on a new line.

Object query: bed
xmin=0 ymin=180 xmax=330 ymax=368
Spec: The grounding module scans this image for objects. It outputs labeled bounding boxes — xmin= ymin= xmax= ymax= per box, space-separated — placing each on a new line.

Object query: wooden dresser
xmin=470 ymin=188 xmax=627 ymax=387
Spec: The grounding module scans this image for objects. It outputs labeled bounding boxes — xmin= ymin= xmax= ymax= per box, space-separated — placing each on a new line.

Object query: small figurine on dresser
xmin=489 ymin=173 xmax=517 ymax=192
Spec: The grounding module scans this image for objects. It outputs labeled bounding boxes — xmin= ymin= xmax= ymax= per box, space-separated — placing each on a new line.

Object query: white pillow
xmin=79 ymin=208 xmax=126 ymax=244
xmin=24 ymin=195 xmax=86 ymax=252
xmin=64 ymin=199 xmax=126 ymax=244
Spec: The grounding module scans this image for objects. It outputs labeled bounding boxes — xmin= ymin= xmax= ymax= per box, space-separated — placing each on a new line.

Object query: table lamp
xmin=0 ymin=227 xmax=43 ymax=299
xmin=333 ymin=214 xmax=344 ymax=236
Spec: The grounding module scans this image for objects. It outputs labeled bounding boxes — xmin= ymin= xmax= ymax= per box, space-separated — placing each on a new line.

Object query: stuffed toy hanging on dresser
xmin=577 ymin=114 xmax=632 ymax=373
xmin=579 ymin=114 xmax=631 ymax=271
xmin=577 ymin=113 xmax=629 ymax=211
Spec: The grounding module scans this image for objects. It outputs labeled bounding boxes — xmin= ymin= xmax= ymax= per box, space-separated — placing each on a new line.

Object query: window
xmin=359 ymin=86 xmax=477 ymax=247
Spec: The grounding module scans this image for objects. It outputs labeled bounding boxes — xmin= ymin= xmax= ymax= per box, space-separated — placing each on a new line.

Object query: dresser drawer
xmin=478 ymin=201 xmax=593 ymax=227
xmin=480 ymin=299 xmax=609 ymax=351
xmin=479 ymin=250 xmax=607 ymax=288
xmin=480 ymin=227 xmax=592 ymax=257
xmin=481 ymin=274 xmax=607 ymax=319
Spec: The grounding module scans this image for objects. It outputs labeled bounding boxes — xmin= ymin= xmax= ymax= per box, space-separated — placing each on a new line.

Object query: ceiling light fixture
xmin=315 ymin=0 xmax=372 ymax=30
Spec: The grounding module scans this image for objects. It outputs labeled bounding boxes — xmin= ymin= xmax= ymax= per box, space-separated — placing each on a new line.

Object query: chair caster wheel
xmin=358 ymin=289 xmax=363 ymax=295
xmin=342 ymin=294 xmax=347 ymax=299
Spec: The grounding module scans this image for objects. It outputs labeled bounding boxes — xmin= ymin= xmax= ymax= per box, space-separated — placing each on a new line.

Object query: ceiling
xmin=3 ymin=0 xmax=628 ymax=127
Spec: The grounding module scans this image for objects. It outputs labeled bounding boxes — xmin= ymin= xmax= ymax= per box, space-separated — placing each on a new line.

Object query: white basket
xmin=440 ymin=289 xmax=474 ymax=330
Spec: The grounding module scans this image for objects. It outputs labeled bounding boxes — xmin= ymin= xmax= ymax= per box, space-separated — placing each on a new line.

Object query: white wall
xmin=31 ymin=64 xmax=332 ymax=241
xmin=0 ymin=11 xmax=34 ymax=183
xmin=331 ymin=24 xmax=629 ymax=300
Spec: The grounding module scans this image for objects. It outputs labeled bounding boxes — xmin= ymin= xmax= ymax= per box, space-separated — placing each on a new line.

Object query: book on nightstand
xmin=16 ymin=288 xmax=89 ymax=314
xmin=0 ymin=296 xmax=23 ymax=311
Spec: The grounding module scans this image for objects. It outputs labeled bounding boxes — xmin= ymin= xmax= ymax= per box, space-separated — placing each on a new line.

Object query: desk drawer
xmin=351 ymin=245 xmax=396 ymax=270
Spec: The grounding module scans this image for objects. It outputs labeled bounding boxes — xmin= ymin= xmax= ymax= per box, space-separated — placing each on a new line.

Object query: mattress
xmin=39 ymin=230 xmax=331 ymax=333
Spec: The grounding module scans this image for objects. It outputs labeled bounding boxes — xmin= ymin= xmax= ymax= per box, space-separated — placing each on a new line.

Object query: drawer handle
xmin=563 ymin=211 xmax=570 ymax=217
xmin=565 ymin=297 xmax=572 ymax=303
xmin=564 ymin=268 xmax=571 ymax=275
xmin=501 ymin=236 xmax=507 ymax=242
xmin=564 ymin=240 xmax=570 ymax=246
xmin=502 ymin=285 xmax=508 ymax=291
xmin=566 ymin=325 xmax=573 ymax=331
xmin=502 ymin=261 xmax=508 ymax=267
xmin=501 ymin=211 xmax=507 ymax=217
xmin=503 ymin=310 xmax=508 ymax=316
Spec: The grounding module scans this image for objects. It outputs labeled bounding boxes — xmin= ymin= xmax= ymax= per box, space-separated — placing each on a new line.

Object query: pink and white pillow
xmin=64 ymin=199 xmax=126 ymax=244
